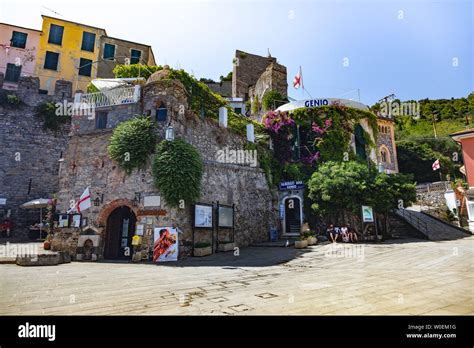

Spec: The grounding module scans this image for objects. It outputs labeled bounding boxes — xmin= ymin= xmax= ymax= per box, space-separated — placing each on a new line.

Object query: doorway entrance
xmin=104 ymin=206 xmax=136 ymax=260
xmin=283 ymin=196 xmax=302 ymax=235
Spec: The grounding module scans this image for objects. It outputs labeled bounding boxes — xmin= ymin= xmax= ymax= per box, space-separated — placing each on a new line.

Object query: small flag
xmin=293 ymin=67 xmax=302 ymax=89
xmin=76 ymin=187 xmax=91 ymax=213
xmin=432 ymin=159 xmax=440 ymax=171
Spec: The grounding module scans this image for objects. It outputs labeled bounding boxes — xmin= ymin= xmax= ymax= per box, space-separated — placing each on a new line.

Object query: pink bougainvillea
xmin=301 ymin=151 xmax=320 ymax=164
xmin=311 ymin=118 xmax=332 ymax=137
xmin=263 ymin=110 xmax=295 ymax=133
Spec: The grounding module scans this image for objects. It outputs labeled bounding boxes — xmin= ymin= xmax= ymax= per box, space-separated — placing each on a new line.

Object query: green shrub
xmin=108 ymin=116 xmax=157 ymax=173
xmin=152 ymin=139 xmax=204 ymax=207
xmin=35 ymin=101 xmax=70 ymax=132
xmin=262 ymin=90 xmax=287 ymax=111
xmin=6 ymin=94 xmax=20 ymax=105
xmin=113 ymin=64 xmax=162 ymax=80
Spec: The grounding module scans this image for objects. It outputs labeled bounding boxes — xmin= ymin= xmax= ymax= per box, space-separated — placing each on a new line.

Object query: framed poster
xmin=122 ymin=218 xmax=130 ymax=237
xmin=153 ymin=227 xmax=178 ymax=262
xmin=136 ymin=224 xmax=144 ymax=236
xmin=362 ymin=206 xmax=374 ymax=223
xmin=218 ymin=206 xmax=233 ymax=228
xmin=59 ymin=214 xmax=69 ymax=227
xmin=194 ymin=204 xmax=213 ymax=228
xmin=72 ymin=214 xmax=81 ymax=227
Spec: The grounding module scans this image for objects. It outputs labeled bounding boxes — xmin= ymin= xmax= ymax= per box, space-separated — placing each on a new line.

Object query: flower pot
xmin=294 ymin=240 xmax=308 ymax=249
xmin=307 ymin=236 xmax=317 ymax=245
xmin=194 ymin=246 xmax=212 ymax=257
xmin=43 ymin=241 xmax=51 ymax=250
xmin=218 ymin=242 xmax=234 ymax=252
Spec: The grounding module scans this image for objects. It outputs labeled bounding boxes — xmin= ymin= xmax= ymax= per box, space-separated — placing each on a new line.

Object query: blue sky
xmin=1 ymin=0 xmax=472 ymax=105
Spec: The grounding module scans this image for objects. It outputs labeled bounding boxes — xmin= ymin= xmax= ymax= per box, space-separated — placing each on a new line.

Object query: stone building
xmin=0 ymin=76 xmax=72 ymax=239
xmin=376 ymin=117 xmax=399 ymax=174
xmin=53 ymin=67 xmax=278 ymax=261
xmin=231 ymin=50 xmax=288 ymax=120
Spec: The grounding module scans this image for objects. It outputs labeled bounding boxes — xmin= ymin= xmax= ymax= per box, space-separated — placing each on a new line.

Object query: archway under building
xmin=104 ymin=206 xmax=136 ymax=260
xmin=283 ymin=196 xmax=302 ymax=236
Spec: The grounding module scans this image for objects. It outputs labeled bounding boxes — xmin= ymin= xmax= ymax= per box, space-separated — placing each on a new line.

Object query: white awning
xmin=275 ymin=98 xmax=370 ymax=113
xmin=91 ymin=78 xmax=145 ymax=91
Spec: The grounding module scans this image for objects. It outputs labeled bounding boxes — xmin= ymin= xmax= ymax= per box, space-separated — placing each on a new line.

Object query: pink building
xmin=450 ymin=128 xmax=474 ymax=231
xmin=0 ymin=23 xmax=41 ymax=90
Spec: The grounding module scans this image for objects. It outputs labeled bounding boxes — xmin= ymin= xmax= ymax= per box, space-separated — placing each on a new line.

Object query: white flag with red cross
xmin=293 ymin=67 xmax=302 ymax=89
xmin=76 ymin=187 xmax=91 ymax=213
xmin=432 ymin=159 xmax=440 ymax=171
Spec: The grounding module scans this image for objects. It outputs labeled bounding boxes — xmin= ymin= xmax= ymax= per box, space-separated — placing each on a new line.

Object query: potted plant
xmin=294 ymin=236 xmax=308 ymax=249
xmin=304 ymin=232 xmax=317 ymax=245
xmin=217 ymin=241 xmax=234 ymax=252
xmin=194 ymin=242 xmax=212 ymax=257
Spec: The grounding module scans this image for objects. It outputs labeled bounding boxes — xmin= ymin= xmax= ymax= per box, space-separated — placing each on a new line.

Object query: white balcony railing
xmin=74 ymin=85 xmax=140 ymax=110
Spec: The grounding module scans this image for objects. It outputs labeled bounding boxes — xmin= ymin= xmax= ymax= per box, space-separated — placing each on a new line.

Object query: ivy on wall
xmin=107 ymin=116 xmax=157 ymax=174
xmin=152 ymin=139 xmax=204 ymax=207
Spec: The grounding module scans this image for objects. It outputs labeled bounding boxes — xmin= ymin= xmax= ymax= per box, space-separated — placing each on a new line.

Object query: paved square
xmin=1 ymin=237 xmax=473 ymax=315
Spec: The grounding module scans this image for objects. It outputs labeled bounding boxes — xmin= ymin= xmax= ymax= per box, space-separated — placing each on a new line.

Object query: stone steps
xmin=396 ymin=208 xmax=470 ymax=241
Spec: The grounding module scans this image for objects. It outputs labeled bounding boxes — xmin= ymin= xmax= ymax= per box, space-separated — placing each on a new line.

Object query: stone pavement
xmin=0 ymin=237 xmax=473 ymax=315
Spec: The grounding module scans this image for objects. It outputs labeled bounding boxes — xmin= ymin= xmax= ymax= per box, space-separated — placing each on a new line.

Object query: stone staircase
xmin=395 ymin=207 xmax=471 ymax=241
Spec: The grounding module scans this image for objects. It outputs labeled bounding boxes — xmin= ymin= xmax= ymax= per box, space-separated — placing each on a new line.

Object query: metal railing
xmin=416 ymin=181 xmax=450 ymax=194
xmin=395 ymin=208 xmax=428 ymax=235
xmin=75 ymin=85 xmax=140 ymax=110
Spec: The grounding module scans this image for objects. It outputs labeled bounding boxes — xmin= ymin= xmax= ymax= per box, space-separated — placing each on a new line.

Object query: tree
xmin=308 ymin=161 xmax=417 ymax=236
xmin=368 ymin=172 xmax=417 ymax=237
xmin=396 ymin=140 xmax=455 ymax=183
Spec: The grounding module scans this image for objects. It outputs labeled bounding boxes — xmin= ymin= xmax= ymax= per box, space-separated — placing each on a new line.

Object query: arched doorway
xmin=283 ymin=196 xmax=302 ymax=235
xmin=104 ymin=206 xmax=136 ymax=260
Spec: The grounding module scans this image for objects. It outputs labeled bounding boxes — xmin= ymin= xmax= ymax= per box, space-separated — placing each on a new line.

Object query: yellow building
xmin=34 ymin=16 xmax=106 ymax=94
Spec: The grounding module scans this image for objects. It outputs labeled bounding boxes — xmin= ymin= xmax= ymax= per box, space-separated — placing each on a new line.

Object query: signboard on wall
xmin=0 ymin=198 xmax=6 ymax=205
xmin=362 ymin=206 xmax=374 ymax=222
xmin=279 ymin=181 xmax=305 ymax=191
xmin=153 ymin=227 xmax=178 ymax=262
xmin=194 ymin=204 xmax=213 ymax=228
xmin=218 ymin=206 xmax=233 ymax=228
xmin=144 ymin=195 xmax=161 ymax=207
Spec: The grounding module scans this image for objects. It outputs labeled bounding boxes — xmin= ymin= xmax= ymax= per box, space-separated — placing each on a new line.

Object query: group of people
xmin=326 ymin=224 xmax=358 ymax=243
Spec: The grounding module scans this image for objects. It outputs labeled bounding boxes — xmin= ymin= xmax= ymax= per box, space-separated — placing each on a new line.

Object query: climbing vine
xmin=108 ymin=116 xmax=157 ymax=173
xmin=152 ymin=139 xmax=204 ymax=207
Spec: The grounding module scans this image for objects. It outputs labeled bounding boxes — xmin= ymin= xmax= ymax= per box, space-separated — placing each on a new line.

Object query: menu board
xmin=194 ymin=204 xmax=213 ymax=228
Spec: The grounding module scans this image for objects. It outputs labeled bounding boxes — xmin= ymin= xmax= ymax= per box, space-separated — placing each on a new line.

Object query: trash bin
xmin=269 ymin=227 xmax=278 ymax=242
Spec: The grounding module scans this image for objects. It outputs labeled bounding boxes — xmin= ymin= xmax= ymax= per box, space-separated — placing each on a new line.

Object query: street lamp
xmin=165 ymin=124 xmax=174 ymax=141
xmin=93 ymin=193 xmax=103 ymax=207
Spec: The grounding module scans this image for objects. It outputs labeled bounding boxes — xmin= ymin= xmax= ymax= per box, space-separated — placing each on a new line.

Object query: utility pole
xmin=432 ymin=111 xmax=438 ymax=139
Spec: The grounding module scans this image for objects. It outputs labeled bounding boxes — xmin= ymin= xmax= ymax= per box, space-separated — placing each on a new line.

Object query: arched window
xmin=379 ymin=145 xmax=391 ymax=164
xmin=156 ymin=103 xmax=168 ymax=122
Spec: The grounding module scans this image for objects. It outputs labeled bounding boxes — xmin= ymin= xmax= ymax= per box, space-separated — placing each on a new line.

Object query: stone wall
xmin=0 ymin=79 xmax=71 ymax=239
xmin=249 ymin=62 xmax=288 ymax=120
xmin=56 ymin=124 xmax=277 ymax=259
xmin=205 ymin=81 xmax=232 ymax=98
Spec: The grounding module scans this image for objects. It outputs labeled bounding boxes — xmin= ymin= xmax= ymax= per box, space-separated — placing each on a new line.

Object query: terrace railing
xmin=74 ymin=85 xmax=140 ymax=110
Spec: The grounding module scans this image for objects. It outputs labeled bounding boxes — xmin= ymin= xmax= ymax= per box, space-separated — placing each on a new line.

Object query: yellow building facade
xmin=34 ymin=16 xmax=106 ymax=94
